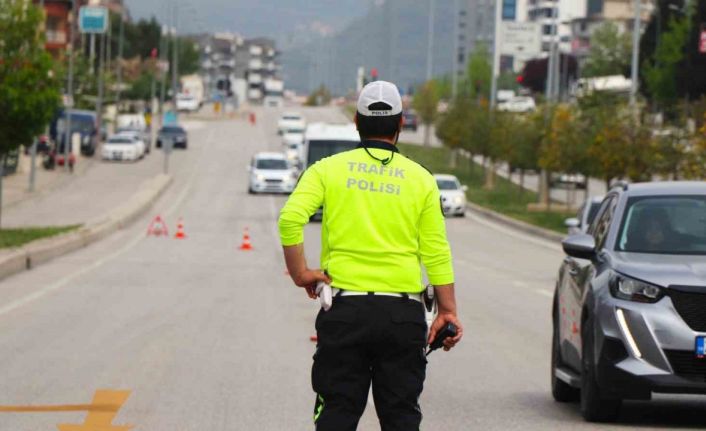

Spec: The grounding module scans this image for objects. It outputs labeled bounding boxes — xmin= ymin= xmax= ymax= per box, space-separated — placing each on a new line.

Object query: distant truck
xmin=572 ymin=75 xmax=632 ymax=98
xmin=179 ymin=74 xmax=205 ymax=107
xmin=264 ymin=79 xmax=284 ymax=108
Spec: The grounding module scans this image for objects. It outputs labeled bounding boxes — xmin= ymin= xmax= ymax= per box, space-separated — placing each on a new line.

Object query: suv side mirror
xmin=461 ymin=185 xmax=468 ymax=192
xmin=564 ymin=217 xmax=580 ymax=229
xmin=562 ymin=234 xmax=596 ymax=260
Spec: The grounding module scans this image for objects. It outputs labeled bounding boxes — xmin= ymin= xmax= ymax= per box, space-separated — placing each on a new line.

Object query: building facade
xmin=34 ymin=0 xmax=74 ymax=58
xmin=198 ymin=33 xmax=280 ymax=105
xmin=570 ymin=0 xmax=654 ymax=62
xmin=526 ymin=0 xmax=588 ymax=54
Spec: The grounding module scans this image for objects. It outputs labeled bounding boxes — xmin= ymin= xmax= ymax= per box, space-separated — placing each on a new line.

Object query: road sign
xmin=500 ymin=22 xmax=541 ymax=58
xmin=79 ymin=6 xmax=108 ymax=34
xmin=700 ymin=29 xmax=706 ymax=54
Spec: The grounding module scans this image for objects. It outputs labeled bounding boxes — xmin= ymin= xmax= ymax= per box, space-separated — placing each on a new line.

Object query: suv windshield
xmin=161 ymin=127 xmax=184 ymax=134
xmin=436 ymin=179 xmax=459 ymax=190
xmin=617 ymin=195 xmax=706 ymax=255
xmin=256 ymin=159 xmax=288 ymax=170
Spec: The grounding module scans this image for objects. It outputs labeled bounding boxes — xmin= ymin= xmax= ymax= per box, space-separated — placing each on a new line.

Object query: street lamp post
xmin=116 ymin=9 xmax=124 ymax=107
xmin=629 ymin=0 xmax=642 ymax=107
xmin=489 ymin=0 xmax=503 ymax=109
xmin=30 ymin=0 xmax=48 ymax=191
xmin=425 ymin=0 xmax=435 ymax=81
xmin=63 ymin=0 xmax=75 ymax=173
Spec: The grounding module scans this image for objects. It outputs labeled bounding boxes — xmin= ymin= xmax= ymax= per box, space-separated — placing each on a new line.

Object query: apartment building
xmin=570 ymin=0 xmax=654 ymax=61
xmin=526 ymin=0 xmax=588 ymax=53
xmin=198 ymin=33 xmax=280 ymax=104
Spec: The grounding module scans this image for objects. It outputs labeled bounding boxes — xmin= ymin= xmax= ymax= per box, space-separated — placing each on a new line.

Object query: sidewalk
xmin=0 ymin=119 xmax=201 ymax=229
xmin=2 ymin=152 xmax=93 ymax=211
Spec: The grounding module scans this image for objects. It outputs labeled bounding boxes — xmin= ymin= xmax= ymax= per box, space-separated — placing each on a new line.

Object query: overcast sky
xmin=124 ymin=0 xmax=370 ymax=42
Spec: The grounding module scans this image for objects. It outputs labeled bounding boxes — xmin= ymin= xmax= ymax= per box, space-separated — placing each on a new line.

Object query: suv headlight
xmin=610 ymin=274 xmax=664 ymax=303
xmin=452 ymin=196 xmax=464 ymax=205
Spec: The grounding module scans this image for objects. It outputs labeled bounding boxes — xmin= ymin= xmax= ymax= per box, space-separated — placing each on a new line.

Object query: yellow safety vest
xmin=278 ymin=141 xmax=454 ymax=293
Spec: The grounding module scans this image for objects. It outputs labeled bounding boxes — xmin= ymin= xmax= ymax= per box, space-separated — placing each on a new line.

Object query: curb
xmin=0 ymin=173 xmax=172 ymax=281
xmin=466 ymin=201 xmax=565 ymax=243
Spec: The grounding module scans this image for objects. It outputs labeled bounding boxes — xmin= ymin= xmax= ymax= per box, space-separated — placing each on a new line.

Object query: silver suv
xmin=552 ymin=181 xmax=706 ymax=422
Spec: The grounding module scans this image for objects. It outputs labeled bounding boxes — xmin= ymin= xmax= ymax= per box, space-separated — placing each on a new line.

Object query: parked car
xmin=115 ymin=127 xmax=152 ymax=154
xmin=116 ymin=129 xmax=148 ymax=156
xmin=564 ymin=195 xmax=604 ymax=235
xmin=157 ymin=125 xmax=188 ymax=149
xmin=50 ymin=109 xmax=98 ymax=156
xmin=248 ymin=152 xmax=297 ymax=194
xmin=277 ymin=112 xmax=305 ymax=135
xmin=552 ymin=181 xmax=706 ymax=422
xmin=102 ymin=135 xmax=143 ymax=162
xmin=402 ymin=111 xmax=418 ymax=131
xmin=434 ymin=174 xmax=467 ymax=217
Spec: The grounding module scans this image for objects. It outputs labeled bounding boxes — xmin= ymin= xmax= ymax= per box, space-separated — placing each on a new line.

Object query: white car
xmin=498 ymin=96 xmax=536 ymax=113
xmin=176 ymin=94 xmax=200 ymax=112
xmin=282 ymin=131 xmax=304 ymax=162
xmin=248 ymin=152 xmax=298 ymax=194
xmin=115 ymin=130 xmax=147 ymax=157
xmin=435 ymin=174 xmax=468 ymax=217
xmin=102 ymin=135 xmax=143 ymax=162
xmin=277 ymin=112 xmax=305 ymax=135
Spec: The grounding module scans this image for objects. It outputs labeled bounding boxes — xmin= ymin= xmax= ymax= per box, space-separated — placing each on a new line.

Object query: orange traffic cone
xmin=239 ymin=227 xmax=253 ymax=251
xmin=174 ymin=218 xmax=186 ymax=239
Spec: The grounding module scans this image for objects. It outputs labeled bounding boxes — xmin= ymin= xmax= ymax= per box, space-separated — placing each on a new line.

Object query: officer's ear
xmin=398 ymin=115 xmax=404 ymax=131
xmin=354 ymin=112 xmax=359 ymax=131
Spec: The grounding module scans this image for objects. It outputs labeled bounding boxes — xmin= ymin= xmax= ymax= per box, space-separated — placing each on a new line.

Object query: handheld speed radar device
xmin=427 ymin=323 xmax=458 ymax=356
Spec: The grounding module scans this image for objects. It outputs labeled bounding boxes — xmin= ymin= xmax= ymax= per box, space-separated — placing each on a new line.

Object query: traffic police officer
xmin=279 ymin=81 xmax=463 ymax=430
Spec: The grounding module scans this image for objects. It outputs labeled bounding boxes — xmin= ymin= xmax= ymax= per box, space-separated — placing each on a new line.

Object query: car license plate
xmin=696 ymin=336 xmax=706 ymax=359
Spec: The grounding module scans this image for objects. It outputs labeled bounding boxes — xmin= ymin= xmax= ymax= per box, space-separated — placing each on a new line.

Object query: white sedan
xmin=435 ymin=174 xmax=468 ymax=217
xmin=277 ymin=112 xmax=305 ymax=135
xmin=115 ymin=130 xmax=146 ymax=157
xmin=248 ymin=152 xmax=298 ymax=194
xmin=102 ymin=135 xmax=143 ymax=162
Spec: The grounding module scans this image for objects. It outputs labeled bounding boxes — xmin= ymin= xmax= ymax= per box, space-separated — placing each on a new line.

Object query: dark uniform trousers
xmin=312 ymin=294 xmax=427 ymax=431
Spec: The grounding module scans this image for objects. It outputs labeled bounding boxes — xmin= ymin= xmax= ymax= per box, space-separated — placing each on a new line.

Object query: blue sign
xmin=696 ymin=336 xmax=706 ymax=359
xmin=79 ymin=6 xmax=108 ymax=34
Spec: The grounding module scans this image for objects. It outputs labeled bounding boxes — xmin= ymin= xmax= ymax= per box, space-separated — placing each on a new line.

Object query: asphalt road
xmin=0 ymin=106 xmax=704 ymax=430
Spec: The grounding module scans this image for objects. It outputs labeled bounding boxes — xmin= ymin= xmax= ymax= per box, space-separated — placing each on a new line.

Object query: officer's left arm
xmin=279 ymin=163 xmax=330 ymax=296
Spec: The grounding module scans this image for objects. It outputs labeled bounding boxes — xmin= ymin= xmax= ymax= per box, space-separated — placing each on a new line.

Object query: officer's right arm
xmin=278 ymin=164 xmax=325 ymax=246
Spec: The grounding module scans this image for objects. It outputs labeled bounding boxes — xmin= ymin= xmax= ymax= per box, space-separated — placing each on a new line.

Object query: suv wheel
xmin=580 ymin=315 xmax=622 ymax=422
xmin=552 ymin=307 xmax=580 ymax=402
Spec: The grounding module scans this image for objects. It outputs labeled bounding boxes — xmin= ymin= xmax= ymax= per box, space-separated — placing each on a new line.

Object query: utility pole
xmin=30 ymin=0 xmax=48 ymax=191
xmin=451 ymin=0 xmax=460 ymax=99
xmin=539 ymin=2 xmax=560 ymax=206
xmin=489 ymin=0 xmax=503 ymax=109
xmin=95 ymin=25 xmax=107 ymax=160
xmin=629 ymin=0 xmax=642 ymax=107
xmin=425 ymin=0 xmax=435 ymax=81
xmin=171 ymin=4 xmax=179 ymax=113
xmin=116 ymin=9 xmax=125 ymax=108
xmin=63 ymin=0 xmax=75 ymax=173
xmin=159 ymin=22 xmax=168 ymax=117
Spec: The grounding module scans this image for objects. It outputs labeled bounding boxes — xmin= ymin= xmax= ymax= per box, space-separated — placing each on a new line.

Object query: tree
xmin=582 ymin=22 xmax=632 ymax=78
xmin=642 ymin=7 xmax=692 ymax=111
xmin=305 ymin=84 xmax=331 ymax=106
xmin=0 ymin=0 xmax=61 ymax=225
xmin=640 ymin=0 xmax=706 ymax=106
xmin=436 ymin=91 xmax=473 ymax=167
xmin=413 ymin=80 xmax=440 ymax=147
xmin=464 ymin=44 xmax=491 ymax=100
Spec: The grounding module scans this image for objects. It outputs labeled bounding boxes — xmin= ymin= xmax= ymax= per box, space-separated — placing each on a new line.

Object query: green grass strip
xmin=0 ymin=225 xmax=82 ymax=249
xmin=398 ymin=143 xmax=570 ymax=233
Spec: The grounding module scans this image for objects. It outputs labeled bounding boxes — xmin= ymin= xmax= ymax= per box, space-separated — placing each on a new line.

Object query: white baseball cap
xmin=356 ymin=81 xmax=403 ymax=117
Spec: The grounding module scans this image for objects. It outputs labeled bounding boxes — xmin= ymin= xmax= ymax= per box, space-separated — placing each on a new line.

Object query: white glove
xmin=316 ymin=281 xmax=333 ymax=311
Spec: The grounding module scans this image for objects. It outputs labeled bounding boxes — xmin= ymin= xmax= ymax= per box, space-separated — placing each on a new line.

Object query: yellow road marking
xmin=0 ymin=390 xmax=132 ymax=431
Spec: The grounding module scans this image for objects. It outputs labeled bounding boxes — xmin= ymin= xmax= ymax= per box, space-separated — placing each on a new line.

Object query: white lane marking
xmin=0 ymin=129 xmax=215 ymax=319
xmin=534 ymin=289 xmax=554 ymax=298
xmin=465 ymin=211 xmax=561 ymax=253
